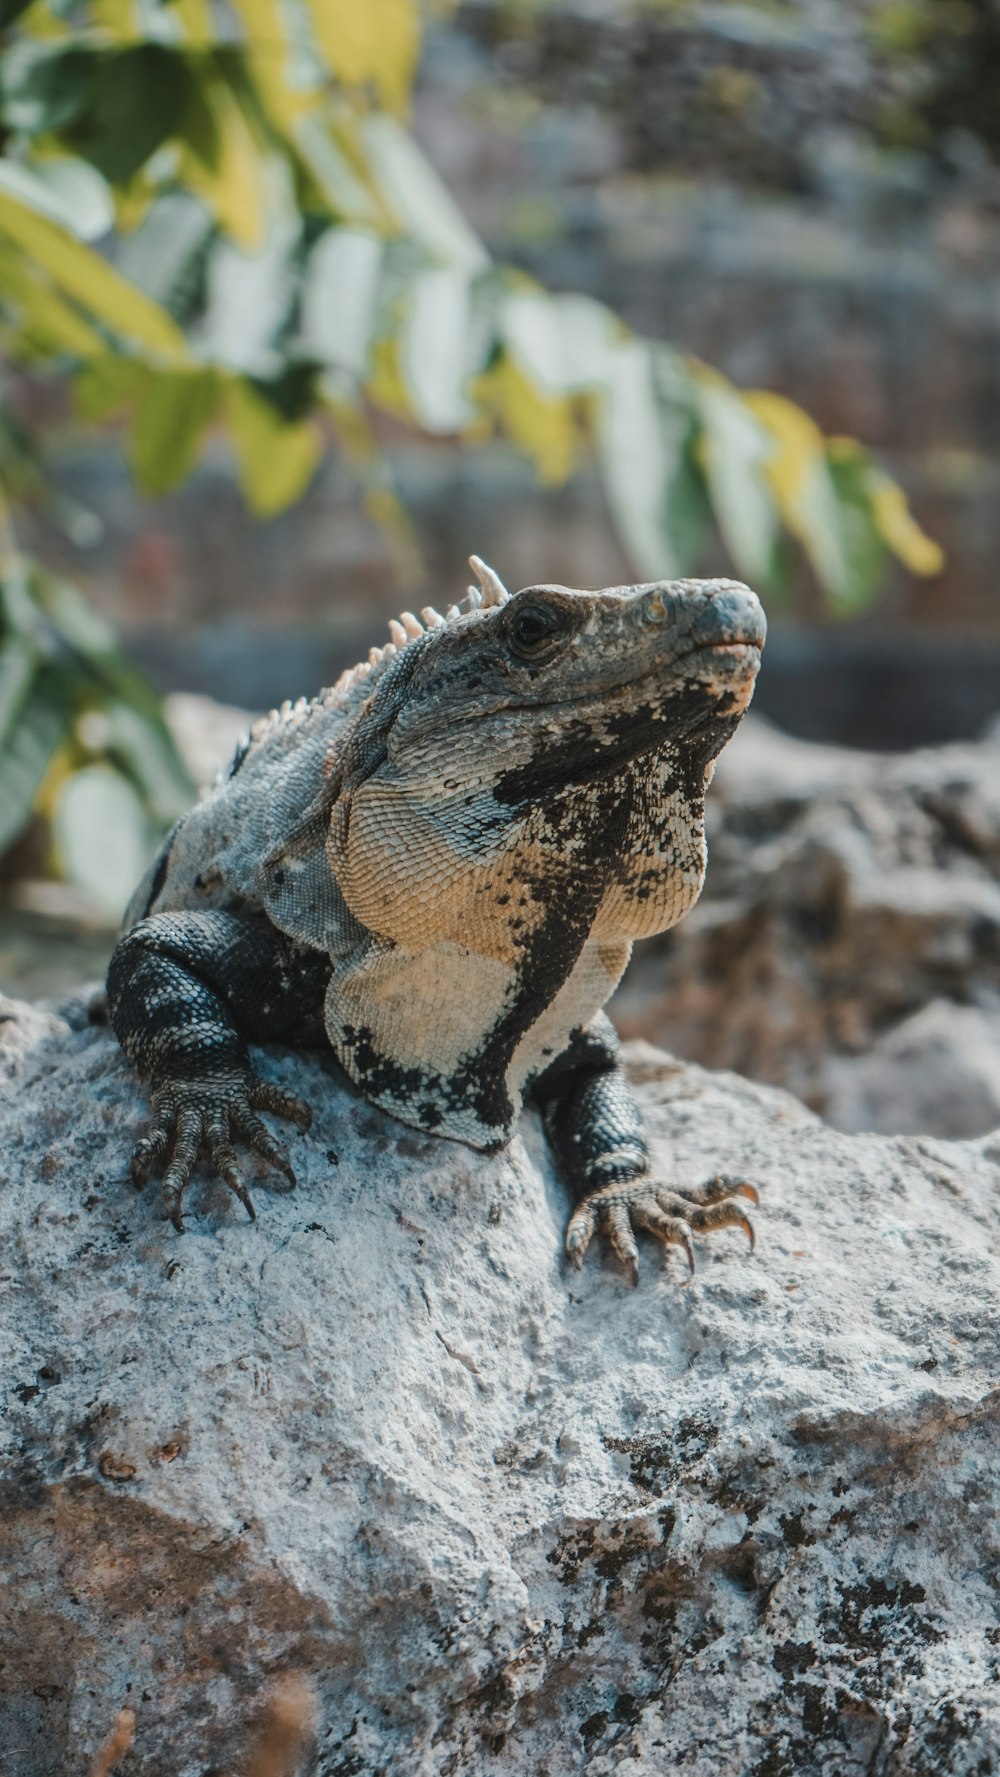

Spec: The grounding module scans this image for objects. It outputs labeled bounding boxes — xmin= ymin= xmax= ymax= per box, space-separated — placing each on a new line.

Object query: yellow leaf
xmin=73 ymin=354 xmax=144 ymax=422
xmin=171 ymin=0 xmax=213 ymax=48
xmin=471 ymin=357 xmax=581 ymax=487
xmin=743 ymin=389 xmax=825 ymax=514
xmin=0 ymin=251 xmax=105 ymax=358
xmin=180 ymin=80 xmax=267 ymax=251
xmin=223 ymin=379 xmax=322 ymax=516
xmin=868 ymin=472 xmax=944 ymax=577
xmin=367 ymin=336 xmax=414 ymax=422
xmin=228 ymin=0 xmax=321 ymax=136
xmin=88 ymin=0 xmax=140 ymax=41
xmin=113 ymin=172 xmax=156 ymax=235
xmin=308 ymin=0 xmax=421 ymax=115
xmin=129 ymin=367 xmax=219 ymax=495
xmin=18 ymin=3 xmax=68 ymax=40
xmin=0 ymin=189 xmax=187 ymax=360
xmin=744 ymin=386 xmax=847 ymax=594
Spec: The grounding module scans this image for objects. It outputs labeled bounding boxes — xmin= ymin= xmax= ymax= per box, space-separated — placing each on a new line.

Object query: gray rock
xmin=3 ymin=1000 xmax=1000 ymax=1773
xmin=613 ymin=716 xmax=1000 ymax=1139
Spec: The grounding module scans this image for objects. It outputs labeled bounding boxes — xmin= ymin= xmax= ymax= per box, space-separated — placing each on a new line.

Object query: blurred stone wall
xmin=19 ymin=0 xmax=1000 ymax=744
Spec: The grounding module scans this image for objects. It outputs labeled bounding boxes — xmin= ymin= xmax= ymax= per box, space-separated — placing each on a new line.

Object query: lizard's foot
xmin=130 ymin=1070 xmax=312 ymax=1232
xmin=565 ymin=1172 xmax=757 ymax=1287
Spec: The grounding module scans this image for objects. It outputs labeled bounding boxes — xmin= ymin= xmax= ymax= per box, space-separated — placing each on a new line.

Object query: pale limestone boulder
xmin=2 ymin=1001 xmax=1000 ymax=1774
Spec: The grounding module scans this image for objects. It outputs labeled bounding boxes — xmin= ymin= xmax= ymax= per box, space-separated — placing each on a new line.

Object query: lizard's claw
xmin=130 ymin=1070 xmax=312 ymax=1232
xmin=566 ymin=1172 xmax=757 ymax=1286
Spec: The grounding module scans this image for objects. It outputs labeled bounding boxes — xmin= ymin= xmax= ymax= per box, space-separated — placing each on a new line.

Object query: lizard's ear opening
xmin=468 ymin=554 xmax=509 ymax=609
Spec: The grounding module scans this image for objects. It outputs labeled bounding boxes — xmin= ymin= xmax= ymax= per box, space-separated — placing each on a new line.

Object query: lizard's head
xmin=375 ymin=560 xmax=765 ymax=791
xmin=329 ymin=558 xmax=764 ymax=950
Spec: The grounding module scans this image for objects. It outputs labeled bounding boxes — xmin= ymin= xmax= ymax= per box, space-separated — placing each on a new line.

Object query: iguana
xmin=107 ymin=559 xmax=765 ymax=1282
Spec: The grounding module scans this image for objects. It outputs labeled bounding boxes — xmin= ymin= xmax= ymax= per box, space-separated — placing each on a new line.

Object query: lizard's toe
xmin=631 ymin=1199 xmax=697 ymax=1276
xmin=565 ymin=1198 xmax=598 ymax=1268
xmin=606 ymin=1204 xmax=640 ymax=1286
xmin=686 ymin=1197 xmax=756 ymax=1251
xmin=131 ymin=1121 xmax=170 ymax=1188
xmin=566 ymin=1173 xmax=758 ymax=1284
xmin=206 ymin=1117 xmax=256 ymax=1222
xmin=693 ymin=1173 xmax=758 ymax=1209
xmin=161 ymin=1107 xmax=202 ymax=1232
xmin=247 ymin=1077 xmax=312 ymax=1131
xmin=231 ymin=1109 xmax=297 ymax=1192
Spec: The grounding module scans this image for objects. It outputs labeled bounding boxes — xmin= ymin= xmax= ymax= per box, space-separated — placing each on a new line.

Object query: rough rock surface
xmin=614 ymin=716 xmax=1000 ymax=1140
xmin=3 ymin=996 xmax=1000 ymax=1774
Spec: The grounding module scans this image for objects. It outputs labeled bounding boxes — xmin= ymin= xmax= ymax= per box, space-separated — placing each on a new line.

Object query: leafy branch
xmin=0 ymin=0 xmax=942 ymax=596
xmin=0 ymin=0 xmax=944 ymax=914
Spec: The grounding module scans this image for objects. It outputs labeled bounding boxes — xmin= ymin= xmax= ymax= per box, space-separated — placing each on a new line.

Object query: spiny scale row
xmin=333 ymin=553 xmax=509 ymax=695
xmin=225 ymin=557 xmax=512 ymax=775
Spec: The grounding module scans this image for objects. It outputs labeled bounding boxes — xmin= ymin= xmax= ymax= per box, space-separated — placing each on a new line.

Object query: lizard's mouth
xmin=674 ymin=637 xmax=762 ymax=665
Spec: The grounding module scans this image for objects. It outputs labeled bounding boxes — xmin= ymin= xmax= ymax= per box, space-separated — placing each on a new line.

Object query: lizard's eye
xmin=507 ymin=600 xmax=567 ymax=662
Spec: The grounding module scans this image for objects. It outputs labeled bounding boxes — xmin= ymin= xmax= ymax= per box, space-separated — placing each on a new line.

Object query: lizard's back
xmin=124 ymin=680 xmax=363 ymax=955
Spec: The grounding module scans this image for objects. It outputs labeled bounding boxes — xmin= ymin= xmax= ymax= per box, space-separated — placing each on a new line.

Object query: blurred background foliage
xmin=0 ymin=0 xmax=947 ymax=923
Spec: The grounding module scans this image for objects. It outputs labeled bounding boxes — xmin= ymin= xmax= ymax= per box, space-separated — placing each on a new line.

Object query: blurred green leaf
xmin=0 ymin=681 xmax=67 ymax=853
xmin=64 ymin=46 xmax=190 ymax=186
xmin=0 ymin=177 xmax=188 ymax=356
xmin=0 ymin=156 xmax=89 ymax=238
xmin=223 ymin=376 xmax=322 ymax=514
xmin=362 ymin=113 xmax=490 ymax=269
xmin=199 ymin=210 xmax=301 ymax=373
xmin=0 ymin=633 xmax=36 ymax=750
xmin=597 ymin=339 xmax=685 ymax=580
xmin=656 ymin=355 xmax=713 ymax=578
xmin=0 ymin=553 xmax=194 ymax=873
xmin=31 ymin=564 xmax=119 ymax=659
xmin=746 ymin=390 xmax=850 ymax=602
xmin=73 ymin=354 xmax=146 ymax=423
xmin=98 ymin=699 xmax=192 ymax=824
xmin=299 ymin=227 xmax=383 ymax=377
xmin=0 ymin=553 xmax=41 ymax=638
xmin=0 ymin=0 xmax=35 ymax=29
xmin=22 ymin=157 xmax=114 ymax=243
xmin=52 ymin=762 xmax=152 ymax=919
xmin=502 ymin=289 xmax=619 ymax=395
xmin=0 ymin=41 xmax=94 ymax=136
xmin=128 ymin=365 xmax=219 ymax=495
xmin=693 ymin=369 xmax=781 ymax=587
xmin=826 ymin=446 xmax=891 ymax=613
xmin=402 ymin=265 xmax=477 ymax=432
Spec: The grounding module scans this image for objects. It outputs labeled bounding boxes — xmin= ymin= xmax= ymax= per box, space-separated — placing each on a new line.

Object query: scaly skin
xmin=107 ymin=559 xmax=765 ymax=1279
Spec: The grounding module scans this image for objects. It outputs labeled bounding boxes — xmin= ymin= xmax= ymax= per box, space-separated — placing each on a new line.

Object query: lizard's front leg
xmin=107 ymin=911 xmax=327 ymax=1230
xmin=533 ymin=1015 xmax=756 ymax=1285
